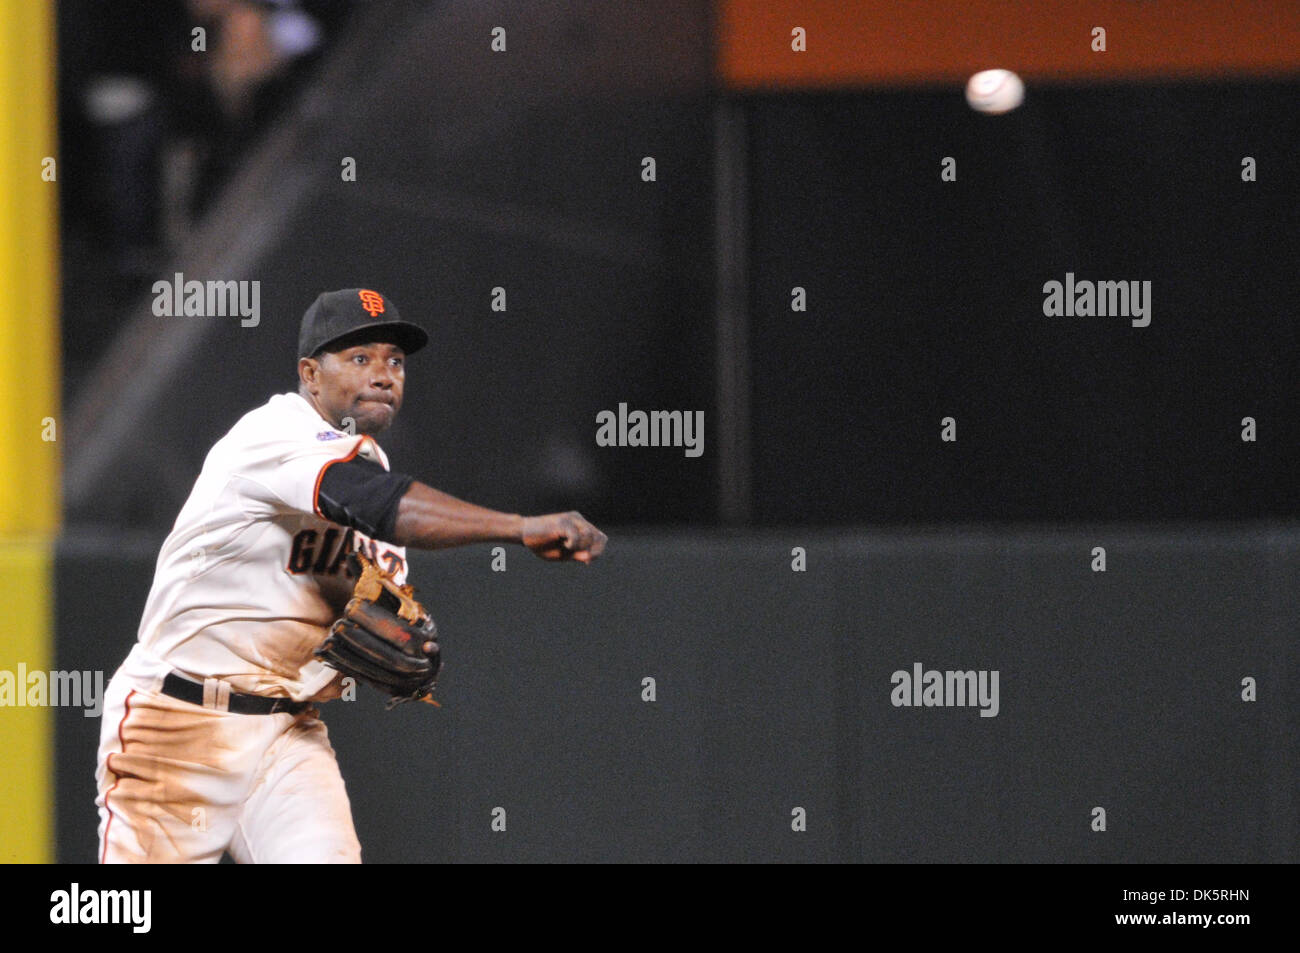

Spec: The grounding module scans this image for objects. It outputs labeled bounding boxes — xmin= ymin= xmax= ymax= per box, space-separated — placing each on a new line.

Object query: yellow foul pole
xmin=0 ymin=0 xmax=61 ymax=863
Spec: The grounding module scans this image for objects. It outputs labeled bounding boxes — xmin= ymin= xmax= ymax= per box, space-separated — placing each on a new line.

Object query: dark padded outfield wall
xmin=57 ymin=526 xmax=1298 ymax=863
xmin=745 ymin=82 xmax=1299 ymax=526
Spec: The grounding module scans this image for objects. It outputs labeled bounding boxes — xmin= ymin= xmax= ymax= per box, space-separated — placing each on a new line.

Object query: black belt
xmin=161 ymin=672 xmax=311 ymax=716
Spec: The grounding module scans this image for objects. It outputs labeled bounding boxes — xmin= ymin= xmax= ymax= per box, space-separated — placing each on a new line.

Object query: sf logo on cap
xmin=358 ymin=289 xmax=385 ymax=317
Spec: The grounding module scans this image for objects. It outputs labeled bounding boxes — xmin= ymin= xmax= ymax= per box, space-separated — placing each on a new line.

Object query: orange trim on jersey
xmin=99 ymin=688 xmax=137 ymax=864
xmin=311 ymin=435 xmax=377 ymax=521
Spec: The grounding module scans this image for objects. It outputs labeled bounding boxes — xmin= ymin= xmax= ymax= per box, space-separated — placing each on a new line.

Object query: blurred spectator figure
xmin=61 ymin=0 xmax=343 ymax=270
xmin=60 ymin=0 xmax=186 ymax=281
xmin=59 ymin=0 xmax=350 ymax=383
xmin=183 ymin=0 xmax=330 ymax=215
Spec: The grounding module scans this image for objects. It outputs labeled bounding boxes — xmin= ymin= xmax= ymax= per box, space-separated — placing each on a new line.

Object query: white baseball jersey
xmin=123 ymin=391 xmax=409 ymax=702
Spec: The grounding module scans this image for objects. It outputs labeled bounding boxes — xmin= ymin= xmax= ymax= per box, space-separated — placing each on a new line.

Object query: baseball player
xmin=94 ymin=288 xmax=607 ymax=863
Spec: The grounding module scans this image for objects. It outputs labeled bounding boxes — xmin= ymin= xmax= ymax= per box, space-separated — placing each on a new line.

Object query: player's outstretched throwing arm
xmin=313 ymin=440 xmax=607 ymax=564
xmin=389 ymin=482 xmax=608 ymax=563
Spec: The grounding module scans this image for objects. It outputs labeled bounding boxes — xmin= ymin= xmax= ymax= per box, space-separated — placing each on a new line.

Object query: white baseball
xmin=965 ymin=69 xmax=1025 ymax=115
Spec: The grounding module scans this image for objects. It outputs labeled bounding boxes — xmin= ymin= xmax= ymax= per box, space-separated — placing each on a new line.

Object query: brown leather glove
xmin=314 ymin=550 xmax=440 ymax=709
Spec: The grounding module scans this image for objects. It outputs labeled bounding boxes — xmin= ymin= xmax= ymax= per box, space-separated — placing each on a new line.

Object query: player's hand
xmin=521 ymin=511 xmax=607 ymax=563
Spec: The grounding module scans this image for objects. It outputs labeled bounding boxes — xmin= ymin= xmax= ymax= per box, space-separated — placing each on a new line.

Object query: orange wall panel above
xmin=718 ymin=0 xmax=1300 ymax=89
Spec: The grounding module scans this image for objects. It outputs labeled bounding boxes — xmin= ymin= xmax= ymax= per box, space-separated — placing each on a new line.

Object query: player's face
xmin=305 ymin=342 xmax=406 ymax=435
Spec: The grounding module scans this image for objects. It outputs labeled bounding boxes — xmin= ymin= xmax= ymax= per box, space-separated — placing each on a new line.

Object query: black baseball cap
xmin=298 ymin=288 xmax=429 ymax=359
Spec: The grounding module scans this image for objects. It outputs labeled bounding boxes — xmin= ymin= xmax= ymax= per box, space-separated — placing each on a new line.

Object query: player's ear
xmin=298 ymin=355 xmax=321 ymax=392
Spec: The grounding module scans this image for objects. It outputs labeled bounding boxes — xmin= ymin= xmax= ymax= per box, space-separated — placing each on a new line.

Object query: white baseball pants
xmin=95 ymin=669 xmax=361 ymax=864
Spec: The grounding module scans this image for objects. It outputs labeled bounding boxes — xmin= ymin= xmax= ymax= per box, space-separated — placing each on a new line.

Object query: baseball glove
xmin=314 ymin=550 xmax=441 ymax=709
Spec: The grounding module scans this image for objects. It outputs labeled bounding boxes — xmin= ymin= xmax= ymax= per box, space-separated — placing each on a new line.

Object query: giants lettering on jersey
xmin=287 ymin=527 xmax=406 ymax=579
